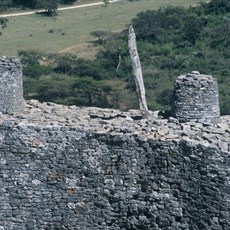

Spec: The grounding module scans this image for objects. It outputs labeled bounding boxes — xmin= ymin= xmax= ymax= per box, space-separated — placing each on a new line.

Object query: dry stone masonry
xmin=0 ymin=58 xmax=230 ymax=229
xmin=0 ymin=101 xmax=230 ymax=229
xmin=0 ymin=56 xmax=24 ymax=114
xmin=172 ymin=71 xmax=220 ymax=123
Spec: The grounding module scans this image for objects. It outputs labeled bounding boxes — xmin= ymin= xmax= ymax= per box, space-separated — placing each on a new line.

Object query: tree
xmin=0 ymin=0 xmax=13 ymax=11
xmin=12 ymin=0 xmax=77 ymax=8
xmin=210 ymin=19 xmax=230 ymax=48
xmin=206 ymin=0 xmax=230 ymax=14
xmin=54 ymin=54 xmax=77 ymax=75
xmin=18 ymin=50 xmax=42 ymax=65
xmin=36 ymin=0 xmax=58 ymax=16
xmin=35 ymin=74 xmax=76 ymax=102
xmin=59 ymin=0 xmax=77 ymax=4
xmin=12 ymin=0 xmax=37 ymax=8
xmin=73 ymin=77 xmax=124 ymax=108
xmin=12 ymin=0 xmax=59 ymax=15
xmin=2 ymin=0 xmax=77 ymax=12
xmin=131 ymin=7 xmax=186 ymax=43
xmin=182 ymin=14 xmax=203 ymax=45
xmin=103 ymin=0 xmax=109 ymax=6
xmin=0 ymin=18 xmax=8 ymax=30
xmin=0 ymin=18 xmax=8 ymax=35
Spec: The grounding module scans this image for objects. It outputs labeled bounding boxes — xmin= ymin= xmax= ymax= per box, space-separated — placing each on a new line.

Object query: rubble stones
xmin=0 ymin=100 xmax=230 ymax=229
xmin=0 ymin=99 xmax=229 ymax=151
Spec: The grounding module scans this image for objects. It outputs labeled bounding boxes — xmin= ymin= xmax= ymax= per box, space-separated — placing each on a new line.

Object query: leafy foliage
xmin=0 ymin=18 xmax=8 ymax=35
xmin=59 ymin=0 xmax=76 ymax=4
xmin=0 ymin=0 xmax=13 ymax=11
xmin=35 ymin=0 xmax=59 ymax=15
xmin=12 ymin=0 xmax=77 ymax=8
xmin=22 ymin=0 xmax=230 ymax=113
xmin=0 ymin=19 xmax=7 ymax=30
xmin=0 ymin=0 xmax=78 ymax=13
xmin=202 ymin=0 xmax=230 ymax=14
xmin=21 ymin=51 xmax=127 ymax=108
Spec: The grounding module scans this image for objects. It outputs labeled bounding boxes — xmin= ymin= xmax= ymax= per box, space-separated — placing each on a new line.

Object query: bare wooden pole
xmin=116 ymin=54 xmax=122 ymax=73
xmin=128 ymin=25 xmax=149 ymax=118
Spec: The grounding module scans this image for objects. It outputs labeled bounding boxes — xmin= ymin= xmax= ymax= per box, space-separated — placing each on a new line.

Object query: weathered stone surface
xmin=0 ymin=100 xmax=230 ymax=229
xmin=0 ymin=58 xmax=229 ymax=229
xmin=172 ymin=72 xmax=220 ymax=123
xmin=0 ymin=57 xmax=24 ymax=114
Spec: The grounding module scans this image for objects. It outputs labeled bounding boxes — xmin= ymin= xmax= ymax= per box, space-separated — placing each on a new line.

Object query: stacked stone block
xmin=0 ymin=58 xmax=229 ymax=229
xmin=0 ymin=56 xmax=24 ymax=114
xmin=172 ymin=71 xmax=220 ymax=123
xmin=0 ymin=123 xmax=230 ymax=230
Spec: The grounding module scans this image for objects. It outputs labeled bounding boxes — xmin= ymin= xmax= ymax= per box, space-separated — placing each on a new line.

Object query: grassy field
xmin=0 ymin=0 xmax=205 ymax=56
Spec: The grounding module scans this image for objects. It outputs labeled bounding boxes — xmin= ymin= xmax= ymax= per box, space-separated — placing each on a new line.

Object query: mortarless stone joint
xmin=0 ymin=56 xmax=24 ymax=114
xmin=171 ymin=71 xmax=220 ymax=123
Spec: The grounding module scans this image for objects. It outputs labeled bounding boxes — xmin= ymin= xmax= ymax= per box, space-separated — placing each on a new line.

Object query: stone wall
xmin=0 ymin=57 xmax=229 ymax=229
xmin=171 ymin=72 xmax=220 ymax=123
xmin=0 ymin=101 xmax=230 ymax=230
xmin=0 ymin=56 xmax=24 ymax=114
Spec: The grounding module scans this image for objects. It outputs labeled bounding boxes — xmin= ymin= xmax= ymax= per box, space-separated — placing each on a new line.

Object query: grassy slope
xmin=0 ymin=0 xmax=203 ymax=56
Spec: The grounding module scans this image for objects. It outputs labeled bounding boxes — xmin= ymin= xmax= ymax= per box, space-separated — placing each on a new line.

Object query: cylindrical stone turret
xmin=0 ymin=56 xmax=24 ymax=114
xmin=172 ymin=71 xmax=220 ymax=123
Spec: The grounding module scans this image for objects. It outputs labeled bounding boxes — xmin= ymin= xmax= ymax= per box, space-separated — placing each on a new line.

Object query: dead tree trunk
xmin=128 ymin=25 xmax=149 ymax=118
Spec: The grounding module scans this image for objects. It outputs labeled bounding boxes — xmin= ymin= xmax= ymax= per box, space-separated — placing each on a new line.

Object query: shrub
xmin=23 ymin=64 xmax=53 ymax=79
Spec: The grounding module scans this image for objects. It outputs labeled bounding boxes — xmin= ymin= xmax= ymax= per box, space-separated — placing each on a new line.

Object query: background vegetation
xmin=0 ymin=0 xmax=204 ymax=56
xmin=1 ymin=0 xmax=230 ymax=114
xmin=0 ymin=0 xmax=77 ymax=12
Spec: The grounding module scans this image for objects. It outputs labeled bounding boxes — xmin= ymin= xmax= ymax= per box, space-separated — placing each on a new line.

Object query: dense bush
xmin=0 ymin=0 xmax=78 ymax=12
xmin=0 ymin=18 xmax=8 ymax=34
xmin=202 ymin=0 xmax=230 ymax=14
xmin=23 ymin=64 xmax=53 ymax=79
xmin=20 ymin=50 xmax=127 ymax=108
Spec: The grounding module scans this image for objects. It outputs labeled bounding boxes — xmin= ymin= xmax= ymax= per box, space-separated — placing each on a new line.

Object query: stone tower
xmin=0 ymin=56 xmax=24 ymax=114
xmin=172 ymin=71 xmax=220 ymax=123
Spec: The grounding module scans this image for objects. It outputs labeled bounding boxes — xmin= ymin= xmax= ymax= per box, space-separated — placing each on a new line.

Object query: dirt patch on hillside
xmin=58 ymin=43 xmax=99 ymax=60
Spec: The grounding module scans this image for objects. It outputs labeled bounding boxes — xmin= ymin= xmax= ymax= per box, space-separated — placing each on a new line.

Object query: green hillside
xmin=1 ymin=0 xmax=229 ymax=115
xmin=0 ymin=0 xmax=204 ymax=56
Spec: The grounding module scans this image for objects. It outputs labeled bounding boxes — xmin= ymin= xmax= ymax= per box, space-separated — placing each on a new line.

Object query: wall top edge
xmin=0 ymin=100 xmax=229 ymax=152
